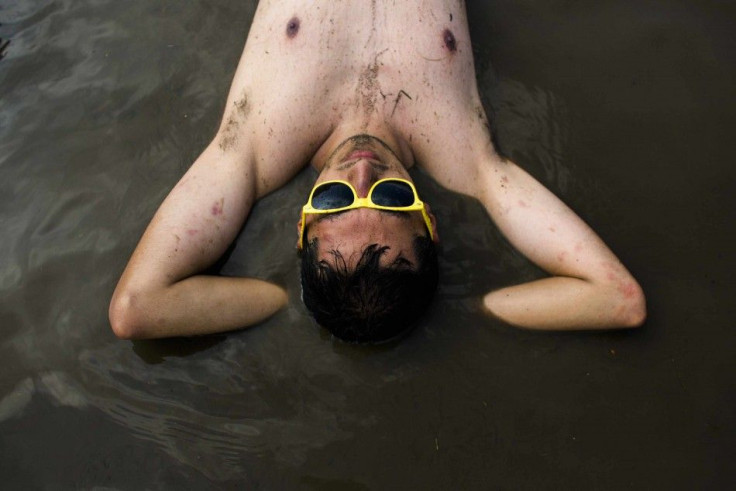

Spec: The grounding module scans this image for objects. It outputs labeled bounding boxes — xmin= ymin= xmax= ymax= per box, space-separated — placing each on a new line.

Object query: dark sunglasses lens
xmin=311 ymin=183 xmax=354 ymax=210
xmin=372 ymin=181 xmax=415 ymax=207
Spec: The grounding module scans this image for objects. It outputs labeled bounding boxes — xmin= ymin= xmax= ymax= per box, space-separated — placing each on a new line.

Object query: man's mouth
xmin=345 ymin=150 xmax=379 ymax=161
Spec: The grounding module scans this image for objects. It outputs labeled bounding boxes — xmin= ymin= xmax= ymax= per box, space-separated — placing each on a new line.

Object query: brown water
xmin=1 ymin=0 xmax=735 ymax=488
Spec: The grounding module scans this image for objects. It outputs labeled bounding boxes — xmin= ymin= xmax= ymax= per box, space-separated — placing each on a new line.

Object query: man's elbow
xmin=109 ymin=290 xmax=149 ymax=340
xmin=616 ymin=282 xmax=647 ymax=328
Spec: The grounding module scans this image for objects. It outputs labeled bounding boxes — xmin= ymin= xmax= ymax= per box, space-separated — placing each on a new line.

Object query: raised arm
xmin=472 ymin=153 xmax=646 ymax=330
xmin=109 ymin=26 xmax=297 ymax=340
xmin=108 ymin=133 xmax=288 ymax=339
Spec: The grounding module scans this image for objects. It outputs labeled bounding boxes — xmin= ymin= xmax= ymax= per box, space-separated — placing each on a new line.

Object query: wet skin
xmin=300 ymin=135 xmax=437 ymax=269
xmin=109 ymin=0 xmax=645 ymax=339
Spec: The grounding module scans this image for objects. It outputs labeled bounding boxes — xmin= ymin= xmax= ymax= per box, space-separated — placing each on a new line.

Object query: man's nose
xmin=350 ymin=160 xmax=377 ymax=197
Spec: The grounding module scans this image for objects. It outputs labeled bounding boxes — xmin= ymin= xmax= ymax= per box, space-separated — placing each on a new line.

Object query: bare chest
xmin=241 ymin=0 xmax=482 ymax=168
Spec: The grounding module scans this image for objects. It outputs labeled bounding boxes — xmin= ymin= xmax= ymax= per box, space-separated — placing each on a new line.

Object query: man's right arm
xmin=109 ymin=134 xmax=287 ymax=340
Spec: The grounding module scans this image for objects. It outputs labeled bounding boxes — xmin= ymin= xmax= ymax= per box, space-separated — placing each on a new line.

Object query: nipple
xmin=443 ymin=29 xmax=457 ymax=52
xmin=286 ymin=17 xmax=300 ymax=38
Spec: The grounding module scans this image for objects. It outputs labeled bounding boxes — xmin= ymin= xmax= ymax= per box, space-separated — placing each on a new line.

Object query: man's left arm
xmin=472 ymin=154 xmax=646 ymax=330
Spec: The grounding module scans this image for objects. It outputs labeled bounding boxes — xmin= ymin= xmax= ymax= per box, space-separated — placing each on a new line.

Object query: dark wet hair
xmin=300 ymin=236 xmax=438 ymax=343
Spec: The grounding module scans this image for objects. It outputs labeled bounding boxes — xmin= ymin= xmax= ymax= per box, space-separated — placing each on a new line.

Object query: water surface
xmin=1 ymin=0 xmax=735 ymax=488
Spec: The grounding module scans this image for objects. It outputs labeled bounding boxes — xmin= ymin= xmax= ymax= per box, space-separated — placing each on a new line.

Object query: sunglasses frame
xmin=299 ymin=178 xmax=434 ymax=245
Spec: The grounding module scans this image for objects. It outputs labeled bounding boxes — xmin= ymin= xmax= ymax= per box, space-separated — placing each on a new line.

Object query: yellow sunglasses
xmin=299 ymin=178 xmax=434 ymax=246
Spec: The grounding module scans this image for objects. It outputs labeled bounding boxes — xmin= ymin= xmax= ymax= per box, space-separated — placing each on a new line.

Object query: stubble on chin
xmin=323 ymin=134 xmax=400 ymax=170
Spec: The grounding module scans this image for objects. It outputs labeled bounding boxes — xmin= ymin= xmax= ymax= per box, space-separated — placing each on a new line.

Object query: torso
xmin=224 ymin=0 xmax=494 ymax=196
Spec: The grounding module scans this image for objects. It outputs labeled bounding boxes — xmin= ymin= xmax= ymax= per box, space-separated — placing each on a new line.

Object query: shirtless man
xmin=109 ymin=0 xmax=646 ymax=342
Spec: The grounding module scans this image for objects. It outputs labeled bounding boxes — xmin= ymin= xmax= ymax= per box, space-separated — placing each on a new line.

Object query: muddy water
xmin=1 ymin=0 xmax=735 ymax=488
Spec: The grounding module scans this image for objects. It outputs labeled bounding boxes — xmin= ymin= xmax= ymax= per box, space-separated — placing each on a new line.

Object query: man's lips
xmin=345 ymin=150 xmax=379 ymax=161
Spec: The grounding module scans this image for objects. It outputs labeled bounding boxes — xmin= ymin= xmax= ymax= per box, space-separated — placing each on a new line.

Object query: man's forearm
xmin=109 ymin=276 xmax=287 ymax=339
xmin=483 ymin=276 xmax=645 ymax=330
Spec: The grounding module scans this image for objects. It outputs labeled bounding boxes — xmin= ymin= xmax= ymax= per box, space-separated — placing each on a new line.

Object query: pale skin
xmin=109 ymin=0 xmax=646 ymax=340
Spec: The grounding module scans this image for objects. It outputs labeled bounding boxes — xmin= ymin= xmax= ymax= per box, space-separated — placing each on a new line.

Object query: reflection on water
xmin=1 ymin=0 xmax=735 ymax=488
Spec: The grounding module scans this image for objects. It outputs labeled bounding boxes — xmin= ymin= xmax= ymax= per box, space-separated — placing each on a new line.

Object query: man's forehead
xmin=305 ymin=207 xmax=421 ymax=244
xmin=308 ymin=211 xmax=423 ymax=265
xmin=312 ymin=208 xmax=412 ymax=225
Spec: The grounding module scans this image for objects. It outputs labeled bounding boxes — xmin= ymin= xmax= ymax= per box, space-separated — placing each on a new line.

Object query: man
xmin=109 ymin=0 xmax=646 ymax=342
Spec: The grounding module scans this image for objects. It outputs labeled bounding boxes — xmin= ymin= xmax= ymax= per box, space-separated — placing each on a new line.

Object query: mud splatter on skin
xmin=234 ymin=95 xmax=248 ymax=115
xmin=475 ymin=105 xmax=490 ymax=132
xmin=286 ymin=16 xmax=300 ymax=38
xmin=443 ymin=29 xmax=457 ymax=52
xmin=356 ymin=50 xmax=387 ymax=124
xmin=391 ymin=90 xmax=412 ymax=117
xmin=359 ymin=61 xmax=379 ymax=110
xmin=219 ymin=91 xmax=250 ymax=151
